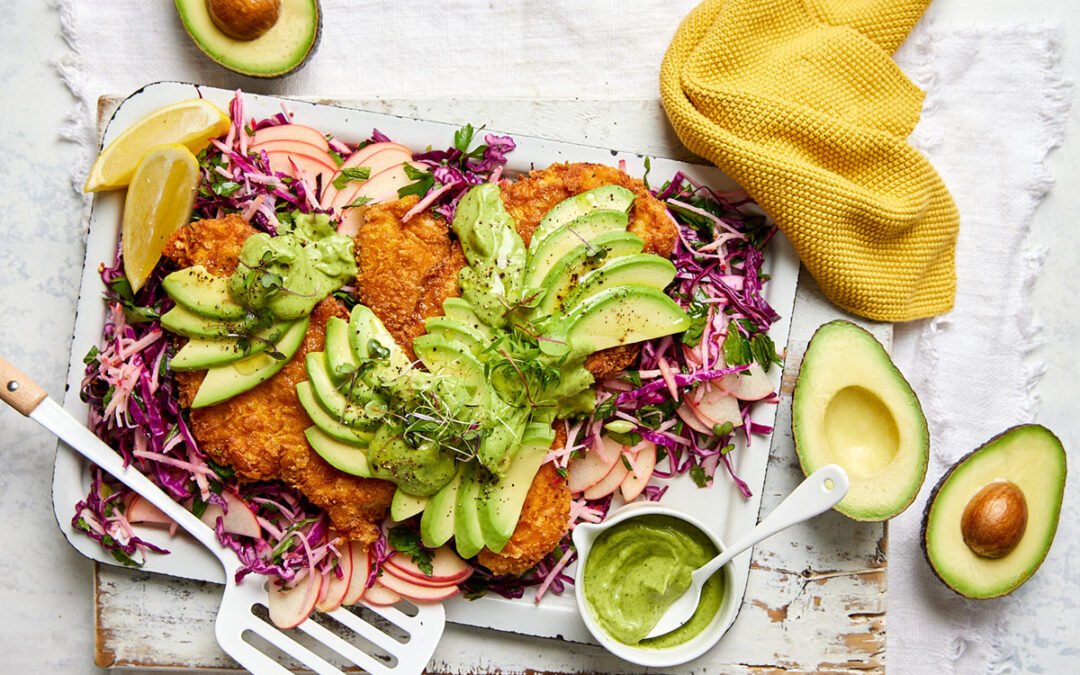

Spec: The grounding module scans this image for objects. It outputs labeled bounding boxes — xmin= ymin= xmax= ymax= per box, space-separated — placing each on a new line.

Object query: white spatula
xmin=1 ymin=355 xmax=445 ymax=674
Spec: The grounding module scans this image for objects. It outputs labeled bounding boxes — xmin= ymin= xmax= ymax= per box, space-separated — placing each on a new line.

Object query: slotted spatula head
xmin=1 ymin=355 xmax=446 ymax=674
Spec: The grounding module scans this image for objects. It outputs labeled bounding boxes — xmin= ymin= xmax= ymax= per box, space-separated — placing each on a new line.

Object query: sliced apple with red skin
xmin=567 ymin=436 xmax=622 ymax=493
xmin=735 ymin=362 xmax=775 ymax=401
xmin=376 ymin=568 xmax=461 ymax=601
xmin=268 ymin=571 xmax=322 ymax=629
xmin=335 ymin=161 xmax=427 ymax=236
xmin=250 ymin=138 xmax=327 ymax=158
xmin=620 ymin=443 xmax=658 ymax=501
xmin=125 ymin=495 xmax=174 ymax=526
xmin=319 ymin=142 xmax=413 ymax=208
xmin=315 ymin=538 xmax=354 ymax=613
xmin=383 ymin=546 xmax=472 ymax=587
xmin=362 ymin=580 xmax=402 ymax=606
xmin=584 ymin=457 xmax=631 ymax=500
xmin=251 ymin=124 xmax=330 ymax=152
xmin=265 ymin=149 xmax=335 ymax=186
xmin=199 ymin=490 xmax=261 ymax=538
xmin=342 ymin=542 xmax=370 ymax=606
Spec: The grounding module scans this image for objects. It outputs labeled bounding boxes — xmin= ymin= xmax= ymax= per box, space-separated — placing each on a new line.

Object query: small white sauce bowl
xmin=571 ymin=501 xmax=740 ymax=667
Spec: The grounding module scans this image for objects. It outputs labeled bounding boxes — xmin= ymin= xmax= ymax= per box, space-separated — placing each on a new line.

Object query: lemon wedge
xmin=86 ymin=99 xmax=228 ymax=192
xmin=122 ymin=144 xmax=200 ymax=292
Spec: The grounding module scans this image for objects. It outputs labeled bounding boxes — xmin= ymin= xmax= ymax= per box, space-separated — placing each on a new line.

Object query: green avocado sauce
xmin=228 ymin=212 xmax=357 ymax=320
xmin=583 ymin=514 xmax=725 ymax=648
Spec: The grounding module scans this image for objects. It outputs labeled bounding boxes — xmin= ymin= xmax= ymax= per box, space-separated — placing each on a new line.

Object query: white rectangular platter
xmin=54 ymin=81 xmax=800 ymax=645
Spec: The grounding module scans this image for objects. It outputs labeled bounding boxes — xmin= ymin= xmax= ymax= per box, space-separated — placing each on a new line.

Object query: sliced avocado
xmin=453 ymin=465 xmax=486 ymax=559
xmin=162 ymin=265 xmax=246 ymax=320
xmin=191 ymin=315 xmax=309 ymax=408
xmin=477 ymin=397 xmax=529 ymax=477
xmin=170 ymin=320 xmax=292 ymax=371
xmin=412 ymin=334 xmax=486 ymax=396
xmin=305 ymin=351 xmax=387 ymax=429
xmin=420 ymin=466 xmax=463 ymax=548
xmin=477 ymin=433 xmax=551 ymax=553
xmin=348 ymin=305 xmax=410 ymax=378
xmin=368 ymin=425 xmax=457 ymax=497
xmin=556 ymin=285 xmax=690 ymax=357
xmin=524 ymin=210 xmax=629 ymax=289
xmin=324 ymin=316 xmax=357 ymax=382
xmin=304 ymin=426 xmax=372 ymax=477
xmin=440 ymin=298 xmax=495 ymax=340
xmin=161 ymin=304 xmax=255 ymax=340
xmin=560 ymin=254 xmax=677 ymax=313
xmin=390 ymin=488 xmax=430 ymax=522
xmin=793 ymin=320 xmax=928 ymax=521
xmin=532 ymin=232 xmax=646 ymax=317
xmin=174 ymin=0 xmax=321 ymax=79
xmin=295 ymin=380 xmax=373 ymax=446
xmin=529 ymin=185 xmax=635 ymax=252
xmin=922 ymin=425 xmax=1066 ymax=599
xmin=422 ymin=316 xmax=491 ymax=358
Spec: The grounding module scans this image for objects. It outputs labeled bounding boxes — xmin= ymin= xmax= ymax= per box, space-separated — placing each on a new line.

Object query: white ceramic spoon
xmin=645 ymin=463 xmax=850 ymax=639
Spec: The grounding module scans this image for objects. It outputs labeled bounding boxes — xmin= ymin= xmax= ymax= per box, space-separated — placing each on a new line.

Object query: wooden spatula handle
xmin=0 ymin=355 xmax=47 ymax=416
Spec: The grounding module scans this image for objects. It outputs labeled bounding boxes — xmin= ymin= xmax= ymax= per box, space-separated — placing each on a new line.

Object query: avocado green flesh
xmin=191 ymin=316 xmax=309 ymax=408
xmin=304 ymin=426 xmax=372 ymax=477
xmin=296 ymin=380 xmax=373 ymax=446
xmin=305 ymin=351 xmax=386 ymax=428
xmin=412 ymin=335 xmax=486 ymax=395
xmin=561 ymin=255 xmax=677 ymax=313
xmin=162 ymin=265 xmax=246 ymax=320
xmin=390 ymin=488 xmax=430 ymax=522
xmin=324 ymin=316 xmax=357 ymax=382
xmin=420 ymin=467 xmax=463 ymax=548
xmin=562 ymin=285 xmax=690 ymax=356
xmin=440 ymin=298 xmax=495 ymax=339
xmin=792 ymin=320 xmax=928 ymax=521
xmin=453 ymin=466 xmax=486 ymax=558
xmin=530 ymin=185 xmax=635 ymax=252
xmin=524 ymin=210 xmax=629 ymax=289
xmin=174 ymin=0 xmax=320 ymax=78
xmin=170 ymin=320 xmax=291 ymax=371
xmin=533 ymin=232 xmax=646 ymax=317
xmin=161 ymin=304 xmax=254 ymax=340
xmin=368 ymin=424 xmax=457 ymax=497
xmin=478 ymin=434 xmax=551 ymax=552
xmin=583 ymin=514 xmax=725 ymax=647
xmin=422 ymin=316 xmax=491 ymax=357
xmin=923 ymin=425 xmax=1066 ymax=599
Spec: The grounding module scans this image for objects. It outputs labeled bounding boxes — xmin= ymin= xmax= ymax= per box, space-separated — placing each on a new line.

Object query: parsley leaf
xmin=750 ymin=333 xmax=783 ymax=370
xmin=397 ymin=164 xmax=435 ymax=199
xmin=722 ymin=320 xmax=752 ymax=366
xmin=689 ymin=465 xmax=712 ymax=488
xmin=343 ymin=195 xmax=372 ymax=209
xmin=388 ymin=526 xmax=434 ymax=576
xmin=332 ymin=166 xmax=371 ymax=190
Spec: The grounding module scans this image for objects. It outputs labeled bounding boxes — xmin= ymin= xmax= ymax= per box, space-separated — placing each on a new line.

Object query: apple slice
xmin=620 ymin=443 xmax=658 ymax=501
xmin=265 ymin=149 xmax=335 ymax=187
xmin=200 ymin=491 xmax=261 ymax=538
xmin=125 ymin=495 xmax=173 ymax=526
xmin=319 ymin=143 xmax=413 ymax=208
xmin=250 ymin=138 xmax=327 ymax=158
xmin=362 ymin=580 xmax=403 ymax=606
xmin=252 ymin=124 xmax=330 ymax=152
xmin=342 ymin=542 xmax=370 ymax=606
xmin=696 ymin=386 xmax=744 ymax=429
xmin=376 ymin=569 xmax=461 ymax=601
xmin=268 ymin=571 xmax=322 ymax=629
xmin=315 ymin=538 xmax=354 ymax=613
xmin=566 ymin=437 xmax=622 ymax=494
xmin=383 ymin=546 xmax=472 ymax=587
xmin=677 ymin=402 xmax=713 ymax=435
xmin=584 ymin=457 xmax=631 ymax=500
xmin=735 ymin=362 xmax=775 ymax=401
xmin=330 ymin=161 xmax=421 ymax=211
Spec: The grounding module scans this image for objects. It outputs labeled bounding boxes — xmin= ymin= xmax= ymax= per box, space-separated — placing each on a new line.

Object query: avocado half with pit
xmin=792 ymin=320 xmax=928 ymax=521
xmin=174 ymin=0 xmax=321 ymax=78
xmin=922 ymin=425 xmax=1066 ymax=599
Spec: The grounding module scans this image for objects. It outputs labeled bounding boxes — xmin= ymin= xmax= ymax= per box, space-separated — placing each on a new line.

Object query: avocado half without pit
xmin=922 ymin=425 xmax=1066 ymax=599
xmin=174 ymin=0 xmax=320 ymax=78
xmin=792 ymin=320 xmax=928 ymax=521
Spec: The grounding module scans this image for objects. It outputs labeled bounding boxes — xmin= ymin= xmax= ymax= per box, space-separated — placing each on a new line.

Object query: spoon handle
xmin=697 ymin=464 xmax=849 ymax=579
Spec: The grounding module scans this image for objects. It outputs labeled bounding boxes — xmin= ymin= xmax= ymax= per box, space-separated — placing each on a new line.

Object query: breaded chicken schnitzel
xmin=164 ymin=216 xmax=395 ymax=545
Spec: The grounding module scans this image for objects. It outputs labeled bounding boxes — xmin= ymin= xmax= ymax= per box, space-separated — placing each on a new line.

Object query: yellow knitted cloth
xmin=661 ymin=0 xmax=959 ymax=322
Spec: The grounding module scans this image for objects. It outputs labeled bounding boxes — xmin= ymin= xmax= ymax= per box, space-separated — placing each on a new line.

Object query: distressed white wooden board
xmin=92 ymin=97 xmax=887 ymax=673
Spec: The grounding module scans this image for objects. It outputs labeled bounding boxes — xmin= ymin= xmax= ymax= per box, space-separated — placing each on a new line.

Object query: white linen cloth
xmin=58 ymin=2 xmax=1070 ymax=673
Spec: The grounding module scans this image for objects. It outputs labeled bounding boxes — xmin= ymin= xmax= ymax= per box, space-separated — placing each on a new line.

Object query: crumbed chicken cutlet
xmin=163 ymin=216 xmax=395 ymax=545
xmin=477 ymin=425 xmax=571 ymax=576
xmin=354 ymin=196 xmax=467 ymax=361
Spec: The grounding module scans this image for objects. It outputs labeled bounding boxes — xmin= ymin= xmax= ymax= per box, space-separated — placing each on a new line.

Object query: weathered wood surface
xmin=92 ymin=97 xmax=887 ymax=673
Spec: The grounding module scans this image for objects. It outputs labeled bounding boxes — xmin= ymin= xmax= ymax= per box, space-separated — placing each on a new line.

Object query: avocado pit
xmin=961 ymin=480 xmax=1027 ymax=558
xmin=206 ymin=0 xmax=281 ymax=40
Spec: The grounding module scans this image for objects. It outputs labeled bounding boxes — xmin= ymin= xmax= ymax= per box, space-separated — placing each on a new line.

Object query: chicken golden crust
xmin=355 ymin=195 xmax=467 ymax=361
xmin=499 ymin=162 xmax=678 ymax=257
xmin=161 ymin=216 xmax=395 ymax=545
xmin=161 ymin=214 xmax=255 ymax=275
